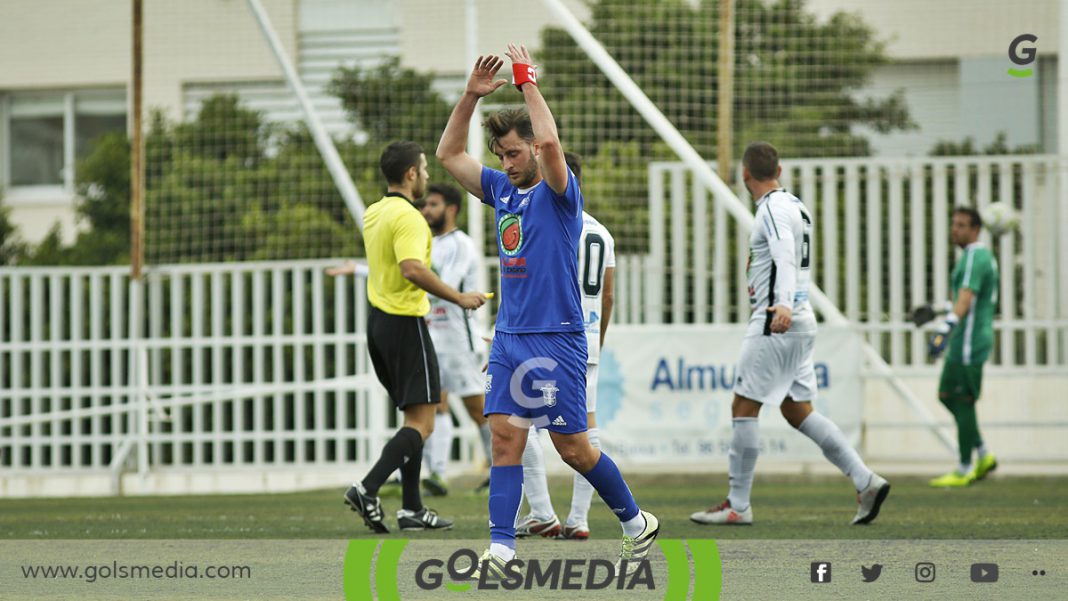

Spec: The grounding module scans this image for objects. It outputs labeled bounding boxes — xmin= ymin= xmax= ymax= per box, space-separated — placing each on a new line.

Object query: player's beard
xmin=427 ymin=214 xmax=445 ymax=234
xmin=511 ymin=159 xmax=538 ymax=188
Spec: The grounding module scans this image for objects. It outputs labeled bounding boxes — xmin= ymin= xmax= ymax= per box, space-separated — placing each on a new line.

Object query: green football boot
xmin=971 ymin=454 xmax=998 ymax=481
xmin=929 ymin=470 xmax=975 ymax=488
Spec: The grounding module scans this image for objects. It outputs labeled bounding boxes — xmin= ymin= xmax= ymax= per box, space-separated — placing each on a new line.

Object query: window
xmin=2 ymin=89 xmax=126 ymax=196
xmin=9 ymin=95 xmax=64 ymax=186
xmin=75 ymin=91 xmax=127 ymax=160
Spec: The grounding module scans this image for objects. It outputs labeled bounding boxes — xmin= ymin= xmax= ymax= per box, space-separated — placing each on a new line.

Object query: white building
xmin=807 ymin=0 xmax=1060 ymax=157
xmin=0 ymin=0 xmax=1060 ymax=244
xmin=0 ymin=0 xmax=587 ymax=244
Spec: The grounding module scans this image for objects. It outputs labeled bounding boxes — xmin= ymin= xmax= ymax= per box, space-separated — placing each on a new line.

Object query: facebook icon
xmin=811 ymin=562 xmax=832 ymax=583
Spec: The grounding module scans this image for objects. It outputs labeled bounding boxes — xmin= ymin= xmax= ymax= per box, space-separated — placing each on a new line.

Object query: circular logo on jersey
xmin=498 ymin=213 xmax=523 ymax=256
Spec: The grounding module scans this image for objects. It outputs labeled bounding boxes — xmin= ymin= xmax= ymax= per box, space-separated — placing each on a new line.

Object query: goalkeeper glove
xmin=927 ymin=312 xmax=958 ymax=360
xmin=911 ymin=300 xmax=954 ymax=327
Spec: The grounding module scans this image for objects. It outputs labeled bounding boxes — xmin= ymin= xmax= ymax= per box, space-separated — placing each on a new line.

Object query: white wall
xmin=864 ymin=373 xmax=1068 ymax=464
xmin=0 ymin=0 xmax=298 ymax=244
xmin=0 ymin=0 xmax=296 ymax=119
xmin=805 ymin=0 xmax=1058 ymax=61
xmin=810 ymin=0 xmax=1059 ymax=157
xmin=854 ymin=62 xmax=961 ymax=157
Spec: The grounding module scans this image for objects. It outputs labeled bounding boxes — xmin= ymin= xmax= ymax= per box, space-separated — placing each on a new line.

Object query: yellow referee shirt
xmin=364 ymin=193 xmax=432 ymax=316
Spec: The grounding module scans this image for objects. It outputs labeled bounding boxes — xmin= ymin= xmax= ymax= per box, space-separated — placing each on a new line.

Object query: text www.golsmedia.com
xmin=21 ymin=562 xmax=251 ymax=583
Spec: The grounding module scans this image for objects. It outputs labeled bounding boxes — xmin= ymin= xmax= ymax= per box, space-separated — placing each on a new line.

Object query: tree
xmin=329 ymin=58 xmax=459 ymax=204
xmin=145 ymin=96 xmax=360 ymax=264
xmin=539 ymin=0 xmax=913 ymax=161
xmin=19 ymin=132 xmax=131 ymax=266
xmin=18 ymin=95 xmax=361 ymax=266
xmin=929 ymin=131 xmax=1043 ymax=156
xmin=530 ymin=0 xmax=914 ymax=253
xmin=0 ymin=197 xmax=28 ymax=265
xmin=330 ymin=57 xmax=453 ymax=147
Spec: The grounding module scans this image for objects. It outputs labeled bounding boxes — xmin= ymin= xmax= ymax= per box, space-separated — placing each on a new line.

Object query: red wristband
xmin=512 ymin=62 xmax=538 ymax=90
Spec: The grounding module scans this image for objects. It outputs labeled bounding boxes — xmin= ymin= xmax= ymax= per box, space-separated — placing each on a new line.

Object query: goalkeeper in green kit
xmin=914 ymin=207 xmax=999 ymax=488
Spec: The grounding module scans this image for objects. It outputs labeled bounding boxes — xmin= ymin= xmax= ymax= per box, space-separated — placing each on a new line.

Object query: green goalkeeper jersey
xmin=947 ymin=242 xmax=998 ymax=365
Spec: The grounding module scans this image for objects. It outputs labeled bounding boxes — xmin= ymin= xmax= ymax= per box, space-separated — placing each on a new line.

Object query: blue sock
xmin=581 ymin=452 xmax=640 ymax=522
xmin=488 ymin=465 xmax=524 ymax=549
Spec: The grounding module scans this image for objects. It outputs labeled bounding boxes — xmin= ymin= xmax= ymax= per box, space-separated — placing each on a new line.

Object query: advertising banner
xmin=593 ymin=326 xmax=863 ymax=465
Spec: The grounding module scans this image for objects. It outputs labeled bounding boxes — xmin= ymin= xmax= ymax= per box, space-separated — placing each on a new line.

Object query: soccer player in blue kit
xmin=437 ymin=44 xmax=658 ymax=578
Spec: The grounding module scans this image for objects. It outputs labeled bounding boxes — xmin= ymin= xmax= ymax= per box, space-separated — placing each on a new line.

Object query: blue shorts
xmin=484 ymin=331 xmax=588 ymax=434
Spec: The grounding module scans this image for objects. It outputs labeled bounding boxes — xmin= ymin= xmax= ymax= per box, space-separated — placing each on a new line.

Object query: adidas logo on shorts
xmin=552 ymin=416 xmax=567 ymax=427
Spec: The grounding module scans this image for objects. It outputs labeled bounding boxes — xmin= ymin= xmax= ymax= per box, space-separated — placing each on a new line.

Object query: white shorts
xmin=585 ymin=363 xmax=599 ymax=413
xmin=732 ymin=333 xmax=818 ymax=407
xmin=437 ymin=351 xmax=486 ymax=398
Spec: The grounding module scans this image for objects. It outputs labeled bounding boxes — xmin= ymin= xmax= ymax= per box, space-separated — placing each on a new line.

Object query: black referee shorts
xmin=367 ymin=306 xmax=441 ymax=410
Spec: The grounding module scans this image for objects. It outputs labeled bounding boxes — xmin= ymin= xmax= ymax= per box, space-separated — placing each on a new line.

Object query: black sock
xmin=400 ymin=437 xmax=425 ymax=512
xmin=362 ymin=427 xmax=423 ymax=497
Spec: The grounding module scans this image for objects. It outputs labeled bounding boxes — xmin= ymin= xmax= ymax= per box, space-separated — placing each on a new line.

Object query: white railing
xmin=2 ymin=155 xmax=1066 ymax=484
xmin=612 ymin=155 xmax=1068 ymax=371
xmin=0 ymin=260 xmax=400 ymax=476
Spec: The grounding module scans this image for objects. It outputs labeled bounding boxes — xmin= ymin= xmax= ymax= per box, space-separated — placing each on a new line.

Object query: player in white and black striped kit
xmin=516 ymin=152 xmax=616 ymax=540
xmin=690 ymin=141 xmax=890 ymax=526
xmin=419 ymin=184 xmax=494 ymax=495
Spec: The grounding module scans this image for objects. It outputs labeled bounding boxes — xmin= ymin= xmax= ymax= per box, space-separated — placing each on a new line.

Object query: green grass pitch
xmin=1 ymin=474 xmax=1065 ymax=540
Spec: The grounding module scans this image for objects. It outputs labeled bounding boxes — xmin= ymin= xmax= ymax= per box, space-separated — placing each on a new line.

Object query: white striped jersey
xmin=578 ymin=211 xmax=616 ymax=364
xmin=426 ymin=228 xmax=480 ymax=354
xmin=745 ymin=189 xmax=816 ymax=336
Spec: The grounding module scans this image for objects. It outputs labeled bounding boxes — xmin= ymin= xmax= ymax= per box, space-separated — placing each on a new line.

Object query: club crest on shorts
xmin=540 ymin=383 xmax=559 ymax=407
xmin=484 ymin=374 xmax=493 ymax=393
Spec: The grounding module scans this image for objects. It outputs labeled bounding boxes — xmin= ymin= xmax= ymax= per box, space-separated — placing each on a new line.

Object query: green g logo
xmin=499 ymin=213 xmax=523 ymax=256
xmin=1008 ymin=34 xmax=1037 ymax=78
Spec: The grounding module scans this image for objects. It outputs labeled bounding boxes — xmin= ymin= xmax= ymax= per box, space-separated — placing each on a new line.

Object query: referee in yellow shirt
xmin=343 ymin=141 xmax=487 ymax=533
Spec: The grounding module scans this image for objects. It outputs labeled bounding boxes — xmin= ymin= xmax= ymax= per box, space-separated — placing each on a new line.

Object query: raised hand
xmin=466 ymin=55 xmax=508 ymax=98
xmin=505 ymin=43 xmax=533 ymax=66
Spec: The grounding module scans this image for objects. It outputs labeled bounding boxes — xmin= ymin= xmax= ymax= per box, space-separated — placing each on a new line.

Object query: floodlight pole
xmin=539 ymin=0 xmax=956 ymax=453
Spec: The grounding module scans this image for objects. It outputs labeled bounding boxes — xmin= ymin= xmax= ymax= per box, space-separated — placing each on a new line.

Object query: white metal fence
xmin=0 ymin=260 xmax=392 ymax=476
xmin=608 ymin=155 xmax=1068 ymax=371
xmin=2 ymin=155 xmax=1066 ymax=484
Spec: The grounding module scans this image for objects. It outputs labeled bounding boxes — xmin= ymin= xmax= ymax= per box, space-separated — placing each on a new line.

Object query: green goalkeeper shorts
xmin=938 ymin=362 xmax=984 ymax=402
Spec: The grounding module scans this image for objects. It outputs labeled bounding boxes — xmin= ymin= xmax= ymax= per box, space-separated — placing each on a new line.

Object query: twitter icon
xmin=861 ymin=564 xmax=883 ymax=582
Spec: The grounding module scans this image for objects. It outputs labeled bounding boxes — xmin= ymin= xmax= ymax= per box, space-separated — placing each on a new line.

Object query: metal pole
xmin=129 ymin=0 xmax=149 ymax=489
xmin=539 ymin=0 xmax=955 ymax=453
xmin=716 ymin=0 xmax=735 ymax=184
xmin=1059 ymin=0 xmax=1068 ymax=361
xmin=465 ymin=0 xmax=490 ymax=330
xmin=245 ymin=0 xmax=366 ymax=228
xmin=1060 ymin=0 xmax=1068 ymax=157
xmin=130 ymin=0 xmax=144 ymax=279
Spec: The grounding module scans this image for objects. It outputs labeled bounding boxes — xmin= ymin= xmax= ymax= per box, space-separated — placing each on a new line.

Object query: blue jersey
xmin=481 ymin=166 xmax=584 ymax=334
